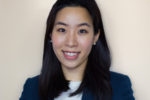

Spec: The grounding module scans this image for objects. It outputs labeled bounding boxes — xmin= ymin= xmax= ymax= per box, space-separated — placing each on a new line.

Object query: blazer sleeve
xmin=111 ymin=73 xmax=135 ymax=100
xmin=19 ymin=76 xmax=39 ymax=100
xmin=20 ymin=78 xmax=31 ymax=100
xmin=120 ymin=76 xmax=135 ymax=100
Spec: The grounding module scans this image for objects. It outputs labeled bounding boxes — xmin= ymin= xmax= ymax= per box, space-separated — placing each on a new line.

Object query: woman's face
xmin=51 ymin=7 xmax=99 ymax=70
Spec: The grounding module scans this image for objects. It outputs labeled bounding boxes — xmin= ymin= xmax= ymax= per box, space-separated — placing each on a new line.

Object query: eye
xmin=57 ymin=28 xmax=66 ymax=32
xmin=79 ymin=29 xmax=88 ymax=34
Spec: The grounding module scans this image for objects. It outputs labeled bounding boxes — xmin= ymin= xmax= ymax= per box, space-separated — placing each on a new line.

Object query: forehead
xmin=54 ymin=6 xmax=93 ymax=25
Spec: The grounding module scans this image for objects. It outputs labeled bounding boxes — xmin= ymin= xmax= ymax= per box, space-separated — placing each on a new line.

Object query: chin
xmin=62 ymin=62 xmax=80 ymax=69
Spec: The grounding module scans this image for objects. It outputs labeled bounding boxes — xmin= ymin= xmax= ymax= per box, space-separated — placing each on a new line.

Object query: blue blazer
xmin=20 ymin=72 xmax=135 ymax=100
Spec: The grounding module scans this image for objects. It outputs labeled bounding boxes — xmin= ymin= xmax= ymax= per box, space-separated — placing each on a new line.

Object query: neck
xmin=62 ymin=63 xmax=87 ymax=82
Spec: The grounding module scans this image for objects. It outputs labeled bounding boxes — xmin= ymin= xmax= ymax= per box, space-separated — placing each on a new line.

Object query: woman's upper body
xmin=20 ymin=0 xmax=135 ymax=100
xmin=39 ymin=0 xmax=112 ymax=99
xmin=20 ymin=71 xmax=135 ymax=100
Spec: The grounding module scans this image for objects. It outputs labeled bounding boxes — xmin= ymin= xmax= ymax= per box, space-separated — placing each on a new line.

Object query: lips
xmin=62 ymin=50 xmax=80 ymax=60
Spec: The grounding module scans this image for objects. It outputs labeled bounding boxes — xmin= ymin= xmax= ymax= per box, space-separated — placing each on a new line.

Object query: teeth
xmin=64 ymin=52 xmax=77 ymax=56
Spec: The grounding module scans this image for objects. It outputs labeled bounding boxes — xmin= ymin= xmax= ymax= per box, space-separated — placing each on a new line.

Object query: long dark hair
xmin=39 ymin=0 xmax=112 ymax=100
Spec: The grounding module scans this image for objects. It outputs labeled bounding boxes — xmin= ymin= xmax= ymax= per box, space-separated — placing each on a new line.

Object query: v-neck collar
xmin=49 ymin=88 xmax=94 ymax=100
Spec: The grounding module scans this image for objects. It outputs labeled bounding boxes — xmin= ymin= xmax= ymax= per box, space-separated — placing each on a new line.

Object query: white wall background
xmin=0 ymin=0 xmax=150 ymax=100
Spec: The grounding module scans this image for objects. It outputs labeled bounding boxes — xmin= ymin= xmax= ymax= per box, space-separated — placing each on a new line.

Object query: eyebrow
xmin=55 ymin=21 xmax=91 ymax=27
xmin=77 ymin=23 xmax=91 ymax=27
xmin=55 ymin=22 xmax=68 ymax=26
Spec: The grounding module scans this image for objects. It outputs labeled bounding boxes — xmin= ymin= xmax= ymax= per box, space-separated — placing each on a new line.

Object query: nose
xmin=65 ymin=31 xmax=78 ymax=48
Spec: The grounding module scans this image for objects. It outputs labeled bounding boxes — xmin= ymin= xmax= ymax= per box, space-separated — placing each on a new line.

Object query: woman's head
xmin=43 ymin=0 xmax=110 ymax=68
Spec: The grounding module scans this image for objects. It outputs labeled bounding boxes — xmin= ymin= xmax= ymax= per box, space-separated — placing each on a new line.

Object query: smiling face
xmin=51 ymin=7 xmax=100 ymax=71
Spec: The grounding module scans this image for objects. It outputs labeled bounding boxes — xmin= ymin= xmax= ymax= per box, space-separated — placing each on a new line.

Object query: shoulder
xmin=26 ymin=75 xmax=39 ymax=85
xmin=110 ymin=71 xmax=135 ymax=100
xmin=23 ymin=75 xmax=39 ymax=91
xmin=110 ymin=71 xmax=132 ymax=89
xmin=19 ymin=76 xmax=40 ymax=100
xmin=110 ymin=71 xmax=130 ymax=83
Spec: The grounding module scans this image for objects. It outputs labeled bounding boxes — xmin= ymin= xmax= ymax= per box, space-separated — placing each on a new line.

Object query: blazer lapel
xmin=82 ymin=88 xmax=95 ymax=100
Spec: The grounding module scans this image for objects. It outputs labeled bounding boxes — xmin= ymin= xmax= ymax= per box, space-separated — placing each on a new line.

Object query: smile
xmin=62 ymin=50 xmax=80 ymax=60
xmin=64 ymin=52 xmax=78 ymax=56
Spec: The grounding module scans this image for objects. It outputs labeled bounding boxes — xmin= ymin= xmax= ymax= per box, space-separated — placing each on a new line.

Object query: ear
xmin=93 ymin=30 xmax=100 ymax=44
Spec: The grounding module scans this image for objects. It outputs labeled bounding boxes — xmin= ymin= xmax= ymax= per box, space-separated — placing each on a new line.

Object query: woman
xmin=20 ymin=0 xmax=135 ymax=100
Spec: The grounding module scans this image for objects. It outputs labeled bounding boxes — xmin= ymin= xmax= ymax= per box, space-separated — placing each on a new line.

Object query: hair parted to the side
xmin=39 ymin=0 xmax=112 ymax=100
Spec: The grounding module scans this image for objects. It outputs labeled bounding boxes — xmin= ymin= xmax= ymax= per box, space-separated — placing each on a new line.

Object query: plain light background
xmin=0 ymin=0 xmax=150 ymax=100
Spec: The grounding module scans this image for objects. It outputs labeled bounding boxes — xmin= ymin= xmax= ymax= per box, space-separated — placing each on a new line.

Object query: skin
xmin=51 ymin=7 xmax=100 ymax=81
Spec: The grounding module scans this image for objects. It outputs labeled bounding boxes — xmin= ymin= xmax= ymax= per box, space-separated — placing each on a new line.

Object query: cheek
xmin=52 ymin=34 xmax=64 ymax=50
xmin=79 ymin=37 xmax=93 ymax=51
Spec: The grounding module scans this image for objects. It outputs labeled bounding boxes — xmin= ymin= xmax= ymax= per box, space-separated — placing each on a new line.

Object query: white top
xmin=54 ymin=81 xmax=82 ymax=100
